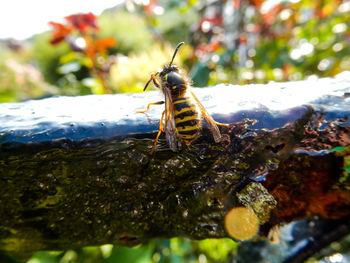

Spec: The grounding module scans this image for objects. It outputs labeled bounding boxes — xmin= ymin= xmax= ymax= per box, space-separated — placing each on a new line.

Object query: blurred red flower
xmin=48 ymin=21 xmax=73 ymax=45
xmin=49 ymin=13 xmax=100 ymax=45
xmin=65 ymin=12 xmax=99 ymax=32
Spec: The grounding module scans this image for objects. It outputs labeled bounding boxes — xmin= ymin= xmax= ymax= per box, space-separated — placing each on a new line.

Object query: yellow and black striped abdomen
xmin=173 ymin=96 xmax=200 ymax=145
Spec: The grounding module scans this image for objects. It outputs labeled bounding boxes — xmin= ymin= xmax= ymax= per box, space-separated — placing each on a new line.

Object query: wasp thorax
xmin=163 ymin=71 xmax=187 ymax=99
xmin=165 ymin=71 xmax=186 ymax=86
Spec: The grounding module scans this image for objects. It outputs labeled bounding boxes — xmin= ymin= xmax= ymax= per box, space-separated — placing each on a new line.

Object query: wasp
xmin=137 ymin=42 xmax=228 ymax=154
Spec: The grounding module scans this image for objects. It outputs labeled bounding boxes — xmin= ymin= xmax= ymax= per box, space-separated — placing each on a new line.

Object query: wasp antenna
xmin=143 ymin=78 xmax=153 ymax=91
xmin=169 ymin=42 xmax=185 ymax=66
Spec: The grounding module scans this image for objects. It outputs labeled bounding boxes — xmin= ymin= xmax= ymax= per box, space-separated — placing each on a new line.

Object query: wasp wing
xmin=163 ymin=87 xmax=178 ymax=151
xmin=189 ymin=89 xmax=222 ymax=143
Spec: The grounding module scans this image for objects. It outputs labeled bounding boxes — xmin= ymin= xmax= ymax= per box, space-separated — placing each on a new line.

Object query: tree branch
xmin=0 ymin=72 xmax=349 ymax=259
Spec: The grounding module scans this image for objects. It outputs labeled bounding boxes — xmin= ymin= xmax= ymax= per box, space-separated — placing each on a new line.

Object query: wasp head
xmin=143 ymin=42 xmax=184 ymax=91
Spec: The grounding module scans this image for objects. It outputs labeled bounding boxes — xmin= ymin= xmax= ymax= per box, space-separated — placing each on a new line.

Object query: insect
xmin=137 ymin=42 xmax=228 ymax=154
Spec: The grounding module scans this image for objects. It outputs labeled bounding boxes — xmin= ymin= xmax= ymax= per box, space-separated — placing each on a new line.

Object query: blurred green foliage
xmin=0 ymin=44 xmax=56 ymax=102
xmin=31 ymin=32 xmax=71 ymax=85
xmin=1 ymin=0 xmax=349 ymax=102
xmin=186 ymin=0 xmax=350 ymax=85
xmin=22 ymin=238 xmax=237 ymax=263
xmin=98 ymin=10 xmax=154 ymax=55
xmin=31 ymin=32 xmax=99 ymax=96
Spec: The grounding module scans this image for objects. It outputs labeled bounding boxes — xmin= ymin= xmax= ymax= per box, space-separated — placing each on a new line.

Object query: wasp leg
xmin=150 ymin=110 xmax=165 ymax=155
xmin=198 ymin=114 xmax=230 ymax=127
xmin=151 ymin=74 xmax=161 ymax=88
xmin=144 ymin=72 xmax=161 ymax=91
xmin=136 ymin=101 xmax=164 ymax=113
xmin=215 ymin=122 xmax=230 ymax=127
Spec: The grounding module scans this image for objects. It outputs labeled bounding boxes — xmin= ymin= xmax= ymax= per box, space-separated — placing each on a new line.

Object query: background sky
xmin=0 ymin=0 xmax=123 ymax=40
